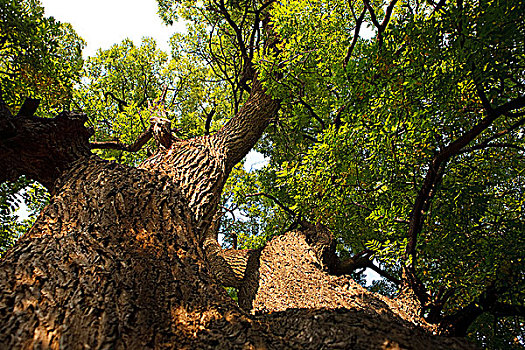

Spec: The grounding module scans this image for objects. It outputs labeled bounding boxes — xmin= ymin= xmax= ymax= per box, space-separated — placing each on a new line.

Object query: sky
xmin=41 ymin=0 xmax=182 ymax=57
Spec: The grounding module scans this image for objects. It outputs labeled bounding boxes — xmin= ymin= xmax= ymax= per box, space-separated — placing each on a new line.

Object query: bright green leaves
xmin=75 ymin=36 xmax=235 ymax=166
xmin=257 ymin=0 xmax=358 ymax=130
xmin=75 ymin=38 xmax=169 ymax=165
xmin=0 ymin=0 xmax=84 ymax=115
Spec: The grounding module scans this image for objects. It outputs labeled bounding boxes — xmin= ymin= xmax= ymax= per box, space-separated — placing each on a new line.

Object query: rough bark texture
xmin=0 ymin=108 xmax=92 ymax=191
xmin=0 ymin=157 xmax=474 ymax=349
xmin=0 ymin=87 xmax=476 ymax=349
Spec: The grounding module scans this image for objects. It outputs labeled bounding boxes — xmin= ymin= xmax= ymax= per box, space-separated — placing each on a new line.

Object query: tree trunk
xmin=0 ymin=90 xmax=475 ymax=349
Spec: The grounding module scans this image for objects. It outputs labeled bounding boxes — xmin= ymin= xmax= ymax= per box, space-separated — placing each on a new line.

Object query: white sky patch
xmin=244 ymin=150 xmax=268 ymax=172
xmin=15 ymin=204 xmax=30 ymax=221
xmin=360 ymin=24 xmax=376 ymax=40
xmin=41 ymin=0 xmax=183 ymax=57
xmin=364 ymin=267 xmax=382 ymax=285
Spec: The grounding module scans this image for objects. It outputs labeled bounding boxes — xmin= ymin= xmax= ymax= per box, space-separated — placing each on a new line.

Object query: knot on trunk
xmin=150 ymin=116 xmax=174 ymax=149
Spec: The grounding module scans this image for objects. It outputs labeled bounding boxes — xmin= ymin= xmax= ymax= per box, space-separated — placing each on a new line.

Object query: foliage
xmin=1 ymin=0 xmax=524 ymax=347
xmin=219 ymin=0 xmax=525 ymax=347
xmin=0 ymin=0 xmax=83 ymax=251
xmin=0 ymin=0 xmax=84 ymax=114
xmin=0 ymin=178 xmax=49 ymax=257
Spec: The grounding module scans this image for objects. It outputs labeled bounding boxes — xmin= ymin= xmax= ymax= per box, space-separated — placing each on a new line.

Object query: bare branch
xmin=90 ymin=127 xmax=153 ymax=152
xmin=204 ymin=107 xmax=216 ymax=135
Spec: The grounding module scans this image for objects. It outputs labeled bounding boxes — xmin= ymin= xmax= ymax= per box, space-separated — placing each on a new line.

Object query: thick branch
xmin=491 ymin=302 xmax=525 ymax=318
xmin=483 ymin=115 xmax=525 ymax=142
xmin=214 ymin=78 xmax=280 ymax=171
xmin=402 ymin=93 xmax=525 ymax=304
xmin=16 ymin=98 xmax=40 ymax=117
xmin=426 ymin=287 xmax=456 ymax=324
xmin=333 ymin=249 xmax=401 ymax=285
xmin=367 ymin=262 xmax=401 ymax=285
xmin=0 ymin=99 xmax=93 ymax=192
xmin=438 ymin=284 xmax=500 ymax=336
xmin=203 ymin=238 xmax=259 ymax=289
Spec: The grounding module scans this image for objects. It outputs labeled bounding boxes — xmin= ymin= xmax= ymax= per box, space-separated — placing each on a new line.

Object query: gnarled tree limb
xmin=0 ymin=98 xmax=93 ymax=192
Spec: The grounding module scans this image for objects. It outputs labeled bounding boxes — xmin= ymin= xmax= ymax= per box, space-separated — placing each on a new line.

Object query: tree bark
xmin=0 ymin=93 xmax=475 ymax=349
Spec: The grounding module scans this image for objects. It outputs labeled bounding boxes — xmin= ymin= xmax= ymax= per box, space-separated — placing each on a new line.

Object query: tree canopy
xmin=1 ymin=0 xmax=524 ymax=348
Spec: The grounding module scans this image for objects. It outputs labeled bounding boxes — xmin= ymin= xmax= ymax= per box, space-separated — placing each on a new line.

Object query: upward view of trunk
xmin=0 ymin=85 xmax=474 ymax=349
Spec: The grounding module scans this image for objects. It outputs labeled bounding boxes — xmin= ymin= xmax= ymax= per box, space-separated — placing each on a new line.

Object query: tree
xmin=0 ymin=0 xmax=84 ymax=254
xmin=0 ymin=0 xmax=524 ymax=349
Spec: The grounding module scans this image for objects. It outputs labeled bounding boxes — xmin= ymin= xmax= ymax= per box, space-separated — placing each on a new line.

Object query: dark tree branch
xmin=333 ymin=249 xmax=373 ymax=275
xmin=343 ymin=7 xmax=366 ymax=70
xmin=459 ymin=142 xmax=525 ymax=155
xmin=380 ymin=0 xmax=399 ymax=31
xmin=402 ymin=90 xmax=525 ymax=307
xmin=204 ymin=107 xmax=216 ymax=135
xmin=16 ymin=98 xmax=40 ymax=117
xmin=90 ymin=127 xmax=153 ymax=152
xmin=491 ymin=302 xmax=525 ymax=318
xmin=438 ymin=283 xmax=500 ymax=336
xmin=104 ymin=91 xmax=129 ymax=112
xmin=362 ymin=0 xmax=398 ymax=48
xmin=432 ymin=0 xmax=448 ymax=14
xmin=362 ymin=0 xmax=381 ymax=29
xmin=478 ymin=116 xmax=525 ymax=145
xmin=495 ymin=95 xmax=525 ymax=115
xmin=297 ymin=97 xmax=325 ymax=129
xmin=333 ymin=248 xmax=401 ymax=285
xmin=426 ymin=287 xmax=456 ymax=324
xmin=367 ymin=262 xmax=401 ymax=285
xmin=216 ymin=0 xmax=249 ymax=66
